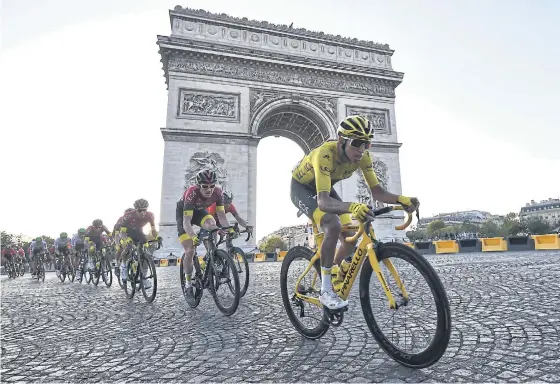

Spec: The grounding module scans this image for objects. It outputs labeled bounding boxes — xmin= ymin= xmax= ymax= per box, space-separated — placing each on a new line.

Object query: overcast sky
xmin=1 ymin=0 xmax=559 ymax=240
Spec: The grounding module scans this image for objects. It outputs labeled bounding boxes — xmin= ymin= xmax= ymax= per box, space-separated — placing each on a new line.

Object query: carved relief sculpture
xmin=178 ymin=89 xmax=240 ymax=122
xmin=169 ymin=57 xmax=395 ymax=98
xmin=356 ymin=159 xmax=388 ymax=208
xmin=250 ymin=88 xmax=337 ymax=126
xmin=346 ymin=106 xmax=391 ymax=135
xmin=185 ymin=151 xmax=228 ymax=189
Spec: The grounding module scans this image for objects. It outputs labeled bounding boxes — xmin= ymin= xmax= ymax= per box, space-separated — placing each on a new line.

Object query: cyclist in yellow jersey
xmin=290 ymin=115 xmax=420 ymax=310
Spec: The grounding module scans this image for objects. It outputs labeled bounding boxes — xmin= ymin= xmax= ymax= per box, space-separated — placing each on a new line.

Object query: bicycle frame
xmin=294 ymin=206 xmax=413 ymax=310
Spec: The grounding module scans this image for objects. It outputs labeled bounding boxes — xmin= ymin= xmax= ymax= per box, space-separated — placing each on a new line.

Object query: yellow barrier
xmin=159 ymin=259 xmax=169 ymax=267
xmin=481 ymin=237 xmax=508 ymax=252
xmin=533 ymin=234 xmax=560 ymax=250
xmin=433 ymin=240 xmax=459 ymax=254
xmin=254 ymin=253 xmax=266 ymax=262
xmin=404 ymin=242 xmax=415 ymax=249
xmin=277 ymin=251 xmax=288 ymax=261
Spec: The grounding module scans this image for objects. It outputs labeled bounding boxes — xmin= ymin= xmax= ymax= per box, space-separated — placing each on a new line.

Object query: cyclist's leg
xmin=119 ymin=229 xmax=132 ymax=281
xmin=178 ymin=209 xmax=208 ymax=296
xmin=290 ymin=179 xmax=347 ymax=309
xmin=127 ymin=228 xmax=151 ymax=286
xmin=332 ymin=187 xmax=357 ymax=265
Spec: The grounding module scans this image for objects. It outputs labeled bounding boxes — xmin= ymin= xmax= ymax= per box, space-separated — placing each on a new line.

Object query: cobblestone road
xmin=2 ymin=251 xmax=560 ymax=383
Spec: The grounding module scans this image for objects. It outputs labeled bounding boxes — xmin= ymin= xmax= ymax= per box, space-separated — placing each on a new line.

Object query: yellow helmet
xmin=337 ymin=115 xmax=374 ymax=140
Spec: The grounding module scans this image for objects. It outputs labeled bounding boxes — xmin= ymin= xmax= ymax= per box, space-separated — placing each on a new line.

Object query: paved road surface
xmin=1 ymin=251 xmax=559 ymax=382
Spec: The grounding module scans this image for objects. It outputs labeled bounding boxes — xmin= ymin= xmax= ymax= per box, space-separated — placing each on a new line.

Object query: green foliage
xmin=460 ymin=221 xmax=480 ymax=234
xmin=406 ymin=230 xmax=426 ymax=241
xmin=427 ymin=220 xmax=445 ymax=236
xmin=480 ymin=221 xmax=500 ymax=237
xmin=523 ymin=217 xmax=552 ymax=235
xmin=258 ymin=235 xmax=287 ymax=252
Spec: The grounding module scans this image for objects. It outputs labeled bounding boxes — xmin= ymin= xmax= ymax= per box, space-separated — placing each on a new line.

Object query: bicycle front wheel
xmin=359 ymin=242 xmax=451 ymax=369
xmin=231 ymin=247 xmax=249 ymax=297
xmin=209 ymin=250 xmax=240 ymax=316
xmin=125 ymin=259 xmax=139 ymax=299
xmin=280 ymin=246 xmax=329 ymax=339
xmin=140 ymin=255 xmax=157 ymax=303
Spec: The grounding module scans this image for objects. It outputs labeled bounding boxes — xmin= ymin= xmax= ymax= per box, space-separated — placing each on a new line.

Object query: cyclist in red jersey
xmin=207 ymin=190 xmax=252 ymax=231
xmin=176 ymin=169 xmax=230 ymax=305
xmin=113 ymin=208 xmax=134 ymax=267
xmin=119 ymin=199 xmax=158 ymax=285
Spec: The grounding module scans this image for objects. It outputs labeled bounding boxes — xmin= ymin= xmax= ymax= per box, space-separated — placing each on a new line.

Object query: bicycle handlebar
xmin=344 ymin=205 xmax=418 ymax=243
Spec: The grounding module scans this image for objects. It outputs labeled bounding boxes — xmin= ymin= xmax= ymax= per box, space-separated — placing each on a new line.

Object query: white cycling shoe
xmin=319 ymin=290 xmax=348 ymax=310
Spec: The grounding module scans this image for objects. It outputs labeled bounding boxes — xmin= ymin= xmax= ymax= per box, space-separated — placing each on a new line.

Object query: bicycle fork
xmin=367 ymin=243 xmax=409 ymax=309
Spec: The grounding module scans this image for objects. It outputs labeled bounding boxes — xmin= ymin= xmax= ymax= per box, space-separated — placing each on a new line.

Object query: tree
xmin=460 ymin=221 xmax=480 ymax=234
xmin=480 ymin=221 xmax=500 ymax=237
xmin=406 ymin=229 xmax=426 ymax=241
xmin=499 ymin=212 xmax=526 ymax=237
xmin=523 ymin=217 xmax=552 ymax=235
xmin=259 ymin=235 xmax=287 ymax=252
xmin=427 ymin=220 xmax=445 ymax=236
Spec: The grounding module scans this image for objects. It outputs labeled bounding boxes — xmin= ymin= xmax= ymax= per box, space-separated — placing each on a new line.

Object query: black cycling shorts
xmin=175 ymin=200 xmax=214 ymax=237
xmin=290 ymin=178 xmax=352 ymax=226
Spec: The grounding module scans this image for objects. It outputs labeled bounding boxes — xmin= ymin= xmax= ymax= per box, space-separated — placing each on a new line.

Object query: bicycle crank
xmin=324 ymin=306 xmax=348 ymax=327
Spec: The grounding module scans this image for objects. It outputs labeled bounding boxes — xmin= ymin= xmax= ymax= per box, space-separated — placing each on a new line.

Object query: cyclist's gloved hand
xmin=349 ymin=202 xmax=374 ymax=221
xmin=245 ymin=225 xmax=254 ymax=232
xmin=397 ymin=195 xmax=420 ymax=213
xmin=192 ymin=235 xmax=200 ymax=246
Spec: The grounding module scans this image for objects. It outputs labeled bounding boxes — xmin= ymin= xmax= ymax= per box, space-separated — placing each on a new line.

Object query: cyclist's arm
xmin=359 ymin=151 xmax=400 ymax=204
xmin=232 ymin=213 xmax=248 ymax=228
xmin=215 ymin=206 xmax=229 ymax=228
xmin=369 ymin=184 xmax=400 ymax=204
xmin=147 ymin=213 xmax=158 ymax=237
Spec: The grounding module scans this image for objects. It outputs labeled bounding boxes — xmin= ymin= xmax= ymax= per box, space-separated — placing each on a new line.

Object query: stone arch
xmin=251 ymin=98 xmax=335 ymax=153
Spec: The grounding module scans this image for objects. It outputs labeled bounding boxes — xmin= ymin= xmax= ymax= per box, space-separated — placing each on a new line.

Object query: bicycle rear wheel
xmin=67 ymin=263 xmax=75 ymax=282
xmin=140 ymin=255 xmax=157 ymax=303
xmin=360 ymin=242 xmax=451 ymax=369
xmin=209 ymin=250 xmax=240 ymax=316
xmin=101 ymin=258 xmax=112 ymax=288
xmin=38 ymin=263 xmax=45 ymax=282
xmin=125 ymin=259 xmax=139 ymax=299
xmin=280 ymin=246 xmax=329 ymax=339
xmin=231 ymin=247 xmax=249 ymax=297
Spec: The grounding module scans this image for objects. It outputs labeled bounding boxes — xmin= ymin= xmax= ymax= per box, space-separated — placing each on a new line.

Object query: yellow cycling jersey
xmin=291 ymin=141 xmax=380 ymax=193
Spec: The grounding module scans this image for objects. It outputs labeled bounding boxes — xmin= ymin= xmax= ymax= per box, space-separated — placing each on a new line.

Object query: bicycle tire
xmin=68 ymin=264 xmax=75 ymax=283
xmin=125 ymin=259 xmax=139 ymax=299
xmin=117 ymin=266 xmax=125 ymax=289
xmin=231 ymin=247 xmax=250 ymax=298
xmin=101 ymin=258 xmax=112 ymax=288
xmin=39 ymin=263 xmax=45 ymax=282
xmin=92 ymin=264 xmax=100 ymax=286
xmin=359 ymin=242 xmax=451 ymax=369
xmin=140 ymin=255 xmax=157 ymax=303
xmin=209 ymin=249 xmax=240 ymax=316
xmin=280 ymin=246 xmax=329 ymax=339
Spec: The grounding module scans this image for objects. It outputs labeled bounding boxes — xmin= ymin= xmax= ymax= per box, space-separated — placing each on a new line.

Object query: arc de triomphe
xmin=156 ymin=6 xmax=405 ymax=255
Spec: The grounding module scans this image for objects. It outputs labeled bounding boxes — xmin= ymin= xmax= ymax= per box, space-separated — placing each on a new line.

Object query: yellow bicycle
xmin=280 ymin=205 xmax=451 ymax=368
